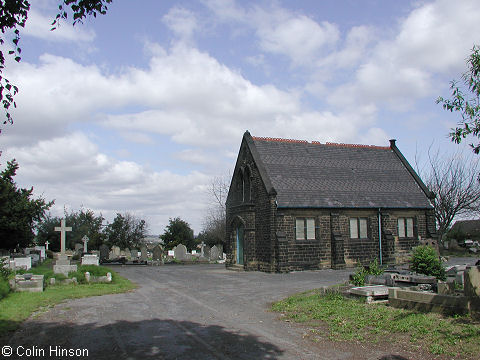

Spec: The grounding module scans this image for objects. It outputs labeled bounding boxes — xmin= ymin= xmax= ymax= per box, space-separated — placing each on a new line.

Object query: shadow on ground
xmin=1 ymin=318 xmax=283 ymax=359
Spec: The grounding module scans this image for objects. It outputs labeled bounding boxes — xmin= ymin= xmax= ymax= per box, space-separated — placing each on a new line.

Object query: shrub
xmin=351 ymin=258 xmax=384 ymax=286
xmin=0 ymin=277 xmax=10 ymax=299
xmin=0 ymin=258 xmax=12 ymax=280
xmin=411 ymin=245 xmax=446 ymax=280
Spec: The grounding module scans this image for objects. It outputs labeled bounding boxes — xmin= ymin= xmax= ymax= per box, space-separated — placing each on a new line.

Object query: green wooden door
xmin=236 ymin=225 xmax=244 ymax=265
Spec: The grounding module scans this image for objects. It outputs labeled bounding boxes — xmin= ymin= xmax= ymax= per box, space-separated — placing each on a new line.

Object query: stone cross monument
xmin=55 ymin=218 xmax=72 ymax=258
xmin=45 ymin=241 xmax=50 ymax=250
xmin=82 ymin=235 xmax=89 ymax=254
xmin=53 ymin=218 xmax=77 ymax=275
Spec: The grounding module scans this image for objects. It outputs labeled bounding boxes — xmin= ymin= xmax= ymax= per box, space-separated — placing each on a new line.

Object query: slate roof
xmin=450 ymin=220 xmax=480 ymax=236
xmin=245 ymin=132 xmax=433 ymax=209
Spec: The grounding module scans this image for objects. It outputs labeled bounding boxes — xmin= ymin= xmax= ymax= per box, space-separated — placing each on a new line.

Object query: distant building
xmin=225 ymin=131 xmax=436 ymax=272
xmin=449 ymin=220 xmax=480 ymax=241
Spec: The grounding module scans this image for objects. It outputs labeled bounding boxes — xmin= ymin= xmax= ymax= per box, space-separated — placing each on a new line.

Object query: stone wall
xmin=226 ymin=139 xmax=275 ymax=271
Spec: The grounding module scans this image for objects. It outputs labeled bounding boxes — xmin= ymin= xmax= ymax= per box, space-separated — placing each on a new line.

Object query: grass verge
xmin=272 ymin=289 xmax=480 ymax=359
xmin=0 ymin=264 xmax=136 ymax=337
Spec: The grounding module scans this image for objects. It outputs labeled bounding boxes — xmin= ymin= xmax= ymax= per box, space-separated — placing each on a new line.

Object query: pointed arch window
xmin=244 ymin=166 xmax=251 ymax=202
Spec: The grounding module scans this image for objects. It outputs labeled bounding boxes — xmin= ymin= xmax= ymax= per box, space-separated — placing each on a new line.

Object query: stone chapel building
xmin=225 ymin=131 xmax=436 ymax=272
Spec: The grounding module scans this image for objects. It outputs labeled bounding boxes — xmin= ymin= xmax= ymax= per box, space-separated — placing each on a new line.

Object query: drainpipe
xmin=378 ymin=208 xmax=383 ymax=265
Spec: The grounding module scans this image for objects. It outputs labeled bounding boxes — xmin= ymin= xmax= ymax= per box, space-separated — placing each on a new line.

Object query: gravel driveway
xmin=2 ymin=263 xmax=462 ymax=359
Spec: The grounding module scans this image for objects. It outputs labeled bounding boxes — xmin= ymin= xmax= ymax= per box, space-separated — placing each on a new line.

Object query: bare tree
xmin=419 ymin=148 xmax=480 ymax=242
xmin=200 ymin=174 xmax=230 ymax=246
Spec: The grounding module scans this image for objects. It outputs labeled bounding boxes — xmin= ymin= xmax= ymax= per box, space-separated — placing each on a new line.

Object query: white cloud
xmin=2 ymin=37 xmax=388 ymax=151
xmin=162 ymin=7 xmax=199 ymax=43
xmin=256 ymin=15 xmax=339 ymax=65
xmin=204 ymin=0 xmax=339 ymax=66
xmin=327 ymin=0 xmax=480 ymax=111
xmin=3 ymin=133 xmax=210 ymax=233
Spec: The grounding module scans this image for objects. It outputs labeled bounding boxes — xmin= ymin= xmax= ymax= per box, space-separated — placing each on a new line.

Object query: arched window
xmin=237 ymin=170 xmax=244 ymax=203
xmin=244 ymin=166 xmax=251 ymax=202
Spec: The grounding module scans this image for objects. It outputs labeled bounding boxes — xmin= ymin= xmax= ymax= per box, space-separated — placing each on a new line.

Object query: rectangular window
xmin=349 ymin=218 xmax=358 ymax=239
xmin=398 ymin=217 xmax=414 ymax=238
xmin=398 ymin=218 xmax=405 ymax=238
xmin=295 ymin=219 xmax=305 ymax=240
xmin=295 ymin=218 xmax=315 ymax=240
xmin=350 ymin=217 xmax=368 ymax=239
xmin=306 ymin=218 xmax=315 ymax=240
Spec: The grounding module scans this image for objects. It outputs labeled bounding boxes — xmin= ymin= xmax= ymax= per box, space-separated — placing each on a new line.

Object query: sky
xmin=1 ymin=0 xmax=479 ymax=235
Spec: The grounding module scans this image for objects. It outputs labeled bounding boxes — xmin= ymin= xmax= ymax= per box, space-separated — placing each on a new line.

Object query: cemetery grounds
xmin=0 ymin=259 xmax=136 ymax=337
xmin=1 ymin=259 xmax=480 ymax=359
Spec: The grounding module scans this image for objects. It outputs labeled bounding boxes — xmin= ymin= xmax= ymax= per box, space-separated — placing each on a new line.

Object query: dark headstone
xmin=140 ymin=244 xmax=148 ymax=261
xmin=131 ymin=249 xmax=138 ymax=260
xmin=99 ymin=245 xmax=109 ymax=261
xmin=152 ymin=245 xmax=162 ymax=261
xmin=203 ymin=245 xmax=211 ymax=259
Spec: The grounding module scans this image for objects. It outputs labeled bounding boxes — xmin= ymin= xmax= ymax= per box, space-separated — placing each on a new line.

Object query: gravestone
xmin=53 ymin=219 xmax=77 ymax=276
xmin=120 ymin=249 xmax=126 ymax=257
xmin=464 ymin=266 xmax=480 ymax=297
xmin=210 ymin=245 xmax=220 ymax=261
xmin=168 ymin=250 xmax=175 ymax=257
xmin=75 ymin=243 xmax=84 ymax=253
xmin=45 ymin=241 xmax=50 ymax=250
xmin=99 ymin=245 xmax=109 ymax=261
xmin=112 ymin=246 xmax=121 ymax=257
xmin=152 ymin=245 xmax=162 ymax=261
xmin=13 ymin=257 xmax=32 ymax=270
xmin=81 ymin=254 xmax=99 ymax=266
xmin=82 ymin=235 xmax=89 ymax=253
xmin=203 ymin=245 xmax=211 ymax=260
xmin=124 ymin=248 xmax=131 ymax=260
xmin=108 ymin=250 xmax=115 ymax=259
xmin=174 ymin=244 xmax=187 ymax=260
xmin=34 ymin=246 xmax=46 ymax=260
xmin=140 ymin=244 xmax=148 ymax=261
xmin=27 ymin=253 xmax=40 ymax=266
xmin=130 ymin=249 xmax=138 ymax=260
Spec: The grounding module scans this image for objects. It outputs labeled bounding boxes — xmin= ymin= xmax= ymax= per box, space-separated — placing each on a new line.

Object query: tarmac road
xmin=1 ymin=264 xmax=454 ymax=359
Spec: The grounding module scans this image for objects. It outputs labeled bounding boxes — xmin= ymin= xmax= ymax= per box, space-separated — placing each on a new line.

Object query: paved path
xmin=2 ymin=264 xmax=431 ymax=359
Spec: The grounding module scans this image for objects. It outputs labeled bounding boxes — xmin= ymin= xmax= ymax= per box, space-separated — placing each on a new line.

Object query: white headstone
xmin=112 ymin=246 xmax=121 ymax=256
xmin=168 ymin=250 xmax=175 ymax=257
xmin=81 ymin=254 xmax=99 ymax=266
xmin=174 ymin=244 xmax=187 ymax=260
xmin=45 ymin=241 xmax=50 ymax=250
xmin=82 ymin=235 xmax=89 ymax=253
xmin=210 ymin=245 xmax=220 ymax=261
xmin=14 ymin=257 xmax=32 ymax=270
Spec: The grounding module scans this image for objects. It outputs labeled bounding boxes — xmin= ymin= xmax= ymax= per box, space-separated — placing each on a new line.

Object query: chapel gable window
xmin=398 ymin=217 xmax=414 ymax=238
xmin=244 ymin=167 xmax=251 ymax=202
xmin=295 ymin=218 xmax=315 ymax=240
xmin=350 ymin=217 xmax=368 ymax=239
